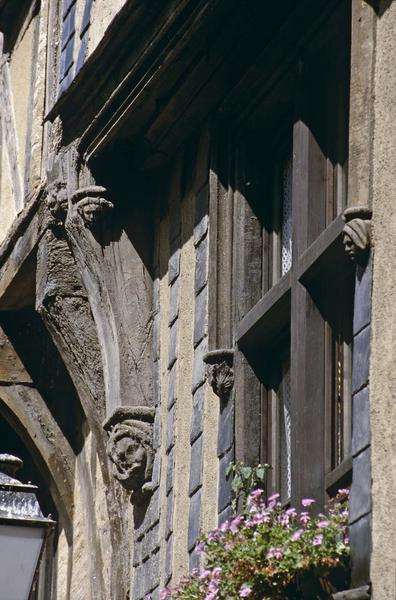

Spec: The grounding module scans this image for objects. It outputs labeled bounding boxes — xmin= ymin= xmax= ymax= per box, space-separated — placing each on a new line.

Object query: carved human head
xmin=47 ymin=180 xmax=68 ymax=226
xmin=103 ymin=407 xmax=155 ymax=496
xmin=342 ymin=206 xmax=372 ymax=264
xmin=106 ymin=420 xmax=153 ymax=492
xmin=71 ymin=186 xmax=113 ymax=229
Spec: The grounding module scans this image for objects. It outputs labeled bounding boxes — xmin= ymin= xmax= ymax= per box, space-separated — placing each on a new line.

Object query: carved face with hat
xmin=103 ymin=407 xmax=154 ymax=495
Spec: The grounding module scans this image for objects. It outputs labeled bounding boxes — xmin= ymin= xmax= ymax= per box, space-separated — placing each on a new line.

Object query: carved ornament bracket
xmin=342 ymin=206 xmax=372 ymax=265
xmin=103 ymin=406 xmax=155 ymax=504
xmin=203 ymin=349 xmax=234 ymax=402
xmin=46 ymin=180 xmax=68 ymax=230
xmin=71 ymin=185 xmax=113 ymax=230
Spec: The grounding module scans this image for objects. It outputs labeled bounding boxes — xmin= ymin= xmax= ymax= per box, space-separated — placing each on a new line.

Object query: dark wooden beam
xmin=237 ymin=272 xmax=291 ymax=351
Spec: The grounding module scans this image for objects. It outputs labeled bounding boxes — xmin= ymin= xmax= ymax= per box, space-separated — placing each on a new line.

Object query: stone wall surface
xmin=151 ymin=127 xmax=219 ymax=595
xmin=370 ymin=2 xmax=396 ymax=598
xmin=0 ymin=3 xmax=48 ymax=242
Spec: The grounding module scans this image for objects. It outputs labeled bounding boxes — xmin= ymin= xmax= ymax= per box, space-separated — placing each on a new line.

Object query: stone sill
xmin=332 ymin=585 xmax=370 ymax=600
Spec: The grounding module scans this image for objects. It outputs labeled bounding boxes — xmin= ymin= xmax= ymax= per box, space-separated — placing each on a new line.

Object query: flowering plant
xmin=226 ymin=462 xmax=271 ymax=512
xmin=159 ymin=489 xmax=349 ymax=600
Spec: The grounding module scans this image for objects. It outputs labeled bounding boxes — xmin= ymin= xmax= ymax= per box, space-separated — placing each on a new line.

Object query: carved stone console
xmin=342 ymin=206 xmax=372 ymax=264
xmin=46 ymin=180 xmax=68 ymax=229
xmin=103 ymin=406 xmax=155 ymax=504
xmin=203 ymin=349 xmax=234 ymax=402
xmin=71 ymin=185 xmax=113 ymax=230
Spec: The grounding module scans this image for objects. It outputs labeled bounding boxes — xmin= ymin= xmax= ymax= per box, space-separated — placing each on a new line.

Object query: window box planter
xmin=159 ymin=489 xmax=350 ymax=600
xmin=283 ymin=564 xmax=350 ymax=599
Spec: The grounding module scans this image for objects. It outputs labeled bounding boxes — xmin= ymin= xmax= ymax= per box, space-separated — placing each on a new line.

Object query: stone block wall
xmin=124 ymin=125 xmax=221 ymax=598
xmin=349 ymin=259 xmax=372 ymax=588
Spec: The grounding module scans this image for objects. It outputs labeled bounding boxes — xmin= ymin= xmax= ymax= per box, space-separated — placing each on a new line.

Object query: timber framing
xmin=45 ymin=1 xmax=344 ymax=171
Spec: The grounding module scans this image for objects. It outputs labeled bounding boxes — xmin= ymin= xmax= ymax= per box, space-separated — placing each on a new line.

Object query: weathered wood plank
xmin=237 ymin=273 xmax=291 ymax=351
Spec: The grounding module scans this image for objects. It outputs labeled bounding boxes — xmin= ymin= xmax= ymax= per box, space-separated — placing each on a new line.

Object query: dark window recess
xmin=242 ymin=120 xmax=294 ymax=299
xmin=235 ymin=0 xmax=352 ymax=506
xmin=270 ymin=356 xmax=292 ymax=503
xmin=304 ymin=18 xmax=350 ymax=245
xmin=331 ymin=327 xmax=352 ymax=468
xmin=280 ymin=153 xmax=293 ymax=278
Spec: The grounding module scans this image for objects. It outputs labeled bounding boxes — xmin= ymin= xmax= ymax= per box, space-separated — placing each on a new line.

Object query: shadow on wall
xmin=364 ymin=0 xmax=392 ymax=17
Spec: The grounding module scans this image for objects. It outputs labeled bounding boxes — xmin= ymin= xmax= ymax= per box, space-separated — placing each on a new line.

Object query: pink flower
xmin=208 ymin=529 xmax=220 ymax=542
xmin=300 ymin=512 xmax=310 ymax=524
xmin=312 ymin=534 xmax=323 ymax=546
xmin=230 ymin=515 xmax=244 ymax=534
xmin=224 ymin=541 xmax=233 ymax=550
xmin=219 ymin=520 xmax=230 ymax=533
xmin=302 ymin=498 xmax=315 ymax=507
xmin=252 ymin=512 xmax=270 ymax=525
xmin=195 ymin=541 xmax=205 ymax=554
xmin=239 ymin=585 xmax=252 ymax=597
xmin=291 ymin=528 xmax=304 ymax=542
xmin=244 ymin=519 xmax=254 ymax=527
xmin=268 ymin=493 xmax=280 ymax=502
xmin=199 ymin=570 xmax=212 ymax=580
xmin=212 ymin=567 xmax=222 ymax=577
xmin=280 ymin=514 xmax=290 ymax=527
xmin=317 ymin=520 xmax=330 ymax=528
xmin=250 ymin=488 xmax=264 ymax=500
xmin=286 ymin=507 xmax=297 ymax=517
xmin=208 ymin=582 xmax=219 ymax=593
xmin=159 ymin=589 xmax=172 ymax=599
xmin=267 ymin=547 xmax=284 ymax=559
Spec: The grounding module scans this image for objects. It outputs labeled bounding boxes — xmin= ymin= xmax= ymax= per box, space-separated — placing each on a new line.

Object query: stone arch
xmin=0 ymin=385 xmax=75 ymax=538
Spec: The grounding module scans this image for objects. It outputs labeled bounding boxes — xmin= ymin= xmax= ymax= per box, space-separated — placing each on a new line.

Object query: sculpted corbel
xmin=342 ymin=206 xmax=372 ymax=264
xmin=46 ymin=179 xmax=68 ymax=229
xmin=103 ymin=407 xmax=155 ymax=504
xmin=203 ymin=349 xmax=234 ymax=402
xmin=71 ymin=185 xmax=113 ymax=230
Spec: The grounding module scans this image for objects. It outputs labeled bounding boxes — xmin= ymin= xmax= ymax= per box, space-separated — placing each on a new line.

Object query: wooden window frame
xmin=233 ymin=0 xmax=353 ymax=507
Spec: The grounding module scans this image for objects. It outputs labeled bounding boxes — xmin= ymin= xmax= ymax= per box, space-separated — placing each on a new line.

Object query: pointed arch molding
xmin=0 ymin=385 xmax=75 ymax=532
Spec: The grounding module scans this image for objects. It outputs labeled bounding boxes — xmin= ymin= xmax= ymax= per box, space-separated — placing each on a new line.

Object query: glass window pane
xmin=281 ymin=154 xmax=293 ymax=276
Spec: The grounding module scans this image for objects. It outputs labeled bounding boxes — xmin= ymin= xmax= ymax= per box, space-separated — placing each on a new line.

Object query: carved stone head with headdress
xmin=103 ymin=407 xmax=155 ymax=500
xmin=342 ymin=206 xmax=372 ymax=263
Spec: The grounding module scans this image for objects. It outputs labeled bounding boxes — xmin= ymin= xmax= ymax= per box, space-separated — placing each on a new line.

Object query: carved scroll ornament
xmin=342 ymin=206 xmax=372 ymax=263
xmin=71 ymin=185 xmax=113 ymax=229
xmin=103 ymin=406 xmax=155 ymax=503
xmin=203 ymin=349 xmax=234 ymax=402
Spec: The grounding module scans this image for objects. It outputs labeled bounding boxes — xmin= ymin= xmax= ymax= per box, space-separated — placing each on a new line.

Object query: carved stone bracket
xmin=203 ymin=349 xmax=234 ymax=402
xmin=71 ymin=185 xmax=113 ymax=230
xmin=342 ymin=206 xmax=372 ymax=264
xmin=46 ymin=180 xmax=68 ymax=229
xmin=103 ymin=406 xmax=155 ymax=504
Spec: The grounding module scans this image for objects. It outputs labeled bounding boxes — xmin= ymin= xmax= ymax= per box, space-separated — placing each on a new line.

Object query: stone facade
xmin=0 ymin=1 xmax=394 ymax=599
